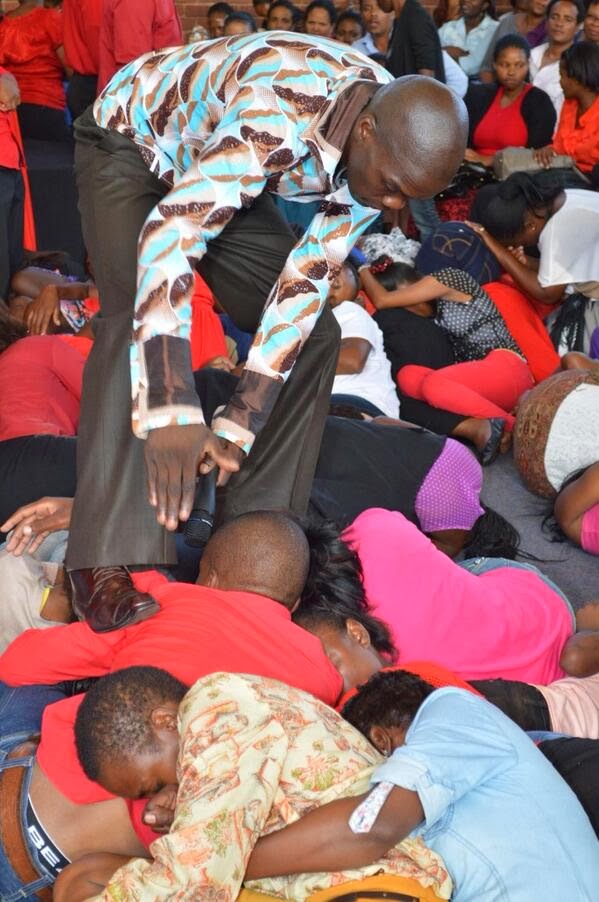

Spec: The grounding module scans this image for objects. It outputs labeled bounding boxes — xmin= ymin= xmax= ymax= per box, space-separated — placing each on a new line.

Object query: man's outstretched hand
xmin=144 ymin=424 xmax=244 ymax=530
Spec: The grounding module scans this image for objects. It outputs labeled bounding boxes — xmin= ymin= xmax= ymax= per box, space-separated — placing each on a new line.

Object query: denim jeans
xmin=0 ymin=681 xmax=70 ymax=901
xmin=408 ymin=197 xmax=440 ymax=240
xmin=459 ymin=557 xmax=576 ymax=627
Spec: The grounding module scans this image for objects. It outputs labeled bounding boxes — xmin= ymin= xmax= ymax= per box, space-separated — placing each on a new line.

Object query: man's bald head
xmin=344 ymin=75 xmax=468 ymax=210
xmin=197 ymin=510 xmax=310 ymax=609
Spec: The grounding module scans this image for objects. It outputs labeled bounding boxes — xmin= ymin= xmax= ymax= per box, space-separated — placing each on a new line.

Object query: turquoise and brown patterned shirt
xmin=90 ymin=672 xmax=452 ymax=900
xmin=94 ymin=33 xmax=392 ymax=450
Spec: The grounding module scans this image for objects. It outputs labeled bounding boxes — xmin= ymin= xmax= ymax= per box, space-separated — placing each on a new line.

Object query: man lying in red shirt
xmin=0 ymin=510 xmax=342 ymax=816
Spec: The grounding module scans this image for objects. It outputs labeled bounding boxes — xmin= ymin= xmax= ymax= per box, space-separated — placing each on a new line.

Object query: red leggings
xmin=397 ymin=349 xmax=534 ymax=430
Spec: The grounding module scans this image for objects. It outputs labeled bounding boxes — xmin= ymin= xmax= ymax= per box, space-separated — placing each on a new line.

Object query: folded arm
xmin=246 ymin=784 xmax=423 ymax=879
xmin=465 ymin=222 xmax=565 ymax=304
xmin=0 ymin=622 xmax=123 ymax=685
xmin=359 ymin=269 xmax=468 ymax=310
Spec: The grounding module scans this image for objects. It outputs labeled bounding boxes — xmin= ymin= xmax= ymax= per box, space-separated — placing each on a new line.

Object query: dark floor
xmin=483 ymin=453 xmax=599 ymax=611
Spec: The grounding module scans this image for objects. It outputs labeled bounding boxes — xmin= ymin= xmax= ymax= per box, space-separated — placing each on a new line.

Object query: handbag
xmin=436 ymin=161 xmax=496 ymax=200
xmin=492 ymin=147 xmax=574 ymax=180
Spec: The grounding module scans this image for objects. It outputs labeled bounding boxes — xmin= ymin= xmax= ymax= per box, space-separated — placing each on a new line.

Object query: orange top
xmin=552 ymin=96 xmax=599 ymax=173
xmin=336 ymin=660 xmax=482 ymax=712
xmin=0 ymin=8 xmax=65 ymax=110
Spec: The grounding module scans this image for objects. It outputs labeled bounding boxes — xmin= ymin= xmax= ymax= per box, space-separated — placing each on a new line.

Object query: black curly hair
xmin=341 ymin=669 xmax=435 ymax=737
xmin=75 ymin=666 xmax=188 ymax=783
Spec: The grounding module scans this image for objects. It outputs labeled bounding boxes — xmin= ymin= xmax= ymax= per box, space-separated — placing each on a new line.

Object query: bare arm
xmin=11 ymin=267 xmax=92 ymax=299
xmin=0 ymin=70 xmax=20 ymax=111
xmin=336 ymin=337 xmax=371 ymax=374
xmin=465 ymin=222 xmax=565 ymax=305
xmin=464 ymin=148 xmax=494 ymax=167
xmin=53 ymin=854 xmax=135 ymax=902
xmin=245 ymin=786 xmax=424 ymax=880
xmin=359 ymin=268 xmax=469 ymax=310
xmin=554 ymin=462 xmax=599 ymax=544
xmin=24 ymin=283 xmax=94 ymax=335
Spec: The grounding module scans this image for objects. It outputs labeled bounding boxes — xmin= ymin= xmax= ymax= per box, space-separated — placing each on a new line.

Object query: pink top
xmin=581 ymin=503 xmax=599 ymax=556
xmin=345 ymin=508 xmax=573 ymax=685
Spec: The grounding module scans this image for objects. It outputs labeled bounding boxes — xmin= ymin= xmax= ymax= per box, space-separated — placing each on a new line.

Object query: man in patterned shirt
xmin=65 ymin=32 xmax=467 ymax=632
xmin=55 ymin=667 xmax=451 ymax=900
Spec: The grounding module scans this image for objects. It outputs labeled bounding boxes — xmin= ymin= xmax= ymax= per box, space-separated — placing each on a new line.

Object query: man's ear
xmin=369 ymin=725 xmax=392 ymax=757
xmin=150 ymin=704 xmax=179 ymax=733
xmin=346 ymin=618 xmax=372 ymax=648
xmin=196 ymin=563 xmax=219 ymax=589
xmin=356 ymin=111 xmax=376 ymax=143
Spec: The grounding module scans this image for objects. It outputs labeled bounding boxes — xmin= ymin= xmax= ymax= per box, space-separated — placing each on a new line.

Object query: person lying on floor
xmin=0 ymin=512 xmax=347 ymax=898
xmin=0 ymin=308 xmax=90 ymax=526
xmin=0 ymin=542 xmax=72 ymax=653
xmin=552 ymin=461 xmax=599 ymax=557
xmin=2 ymin=417 xmax=519 ymax=565
xmin=359 ymin=257 xmax=534 ymax=461
xmin=5 ymin=493 xmax=597 ymax=689
xmin=53 ymin=667 xmax=452 ymax=901
xmin=293 ymin=595 xmax=599 ymax=743
xmin=242 ymin=669 xmax=599 ymax=902
xmin=326 ymin=259 xmax=399 ymax=418
xmin=303 ymin=508 xmax=599 ymax=683
xmin=513 ymin=368 xmax=599 ymax=499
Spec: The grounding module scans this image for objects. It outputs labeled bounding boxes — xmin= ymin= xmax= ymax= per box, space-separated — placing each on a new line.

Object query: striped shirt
xmin=94 ymin=33 xmax=391 ymax=451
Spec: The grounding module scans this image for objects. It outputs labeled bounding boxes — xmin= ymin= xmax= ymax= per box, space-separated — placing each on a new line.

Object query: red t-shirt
xmin=0 ymin=335 xmax=85 ymax=442
xmin=0 ymin=571 xmax=342 ymax=804
xmin=190 ymin=273 xmax=228 ymax=370
xmin=473 ymin=85 xmax=531 ymax=157
xmin=98 ymin=0 xmax=182 ymax=91
xmin=0 ymin=8 xmax=65 ymax=110
xmin=63 ymin=0 xmax=102 ymax=76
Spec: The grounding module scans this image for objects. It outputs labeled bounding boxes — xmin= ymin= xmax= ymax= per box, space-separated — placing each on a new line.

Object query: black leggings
xmin=0 ymin=435 xmax=77 ymax=529
xmin=539 ymin=737 xmax=599 ymax=839
xmin=470 ymin=678 xmax=552 ymax=731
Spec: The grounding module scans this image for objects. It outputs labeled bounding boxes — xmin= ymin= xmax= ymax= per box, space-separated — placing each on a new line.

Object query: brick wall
xmin=175 ymin=0 xmax=447 ymax=39
xmin=177 ymin=0 xmax=258 ymax=36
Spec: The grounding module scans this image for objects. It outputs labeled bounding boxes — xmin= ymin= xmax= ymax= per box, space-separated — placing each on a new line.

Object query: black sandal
xmin=480 ymin=417 xmax=506 ymax=466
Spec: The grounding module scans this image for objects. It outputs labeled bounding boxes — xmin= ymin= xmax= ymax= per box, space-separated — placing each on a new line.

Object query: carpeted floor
xmin=483 ymin=453 xmax=599 ymax=611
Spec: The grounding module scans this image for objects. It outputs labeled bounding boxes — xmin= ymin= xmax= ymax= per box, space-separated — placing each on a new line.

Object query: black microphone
xmin=183 ymin=469 xmax=217 ymax=548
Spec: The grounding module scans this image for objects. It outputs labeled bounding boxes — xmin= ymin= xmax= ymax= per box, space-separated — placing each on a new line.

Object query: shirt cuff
xmin=133 ymin=334 xmax=204 ymax=438
xmin=349 ymin=781 xmax=396 ymax=834
xmin=135 ymin=404 xmax=206 ymax=437
xmin=212 ymin=368 xmax=283 ymax=454
xmin=212 ymin=416 xmax=254 ymax=455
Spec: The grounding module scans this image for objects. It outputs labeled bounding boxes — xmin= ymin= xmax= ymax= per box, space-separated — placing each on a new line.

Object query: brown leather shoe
xmin=69 ymin=567 xmax=160 ymax=633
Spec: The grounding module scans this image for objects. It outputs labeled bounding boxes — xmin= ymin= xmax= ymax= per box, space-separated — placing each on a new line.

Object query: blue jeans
xmin=460 ymin=557 xmax=576 ymax=628
xmin=0 ymin=681 xmax=70 ymax=900
xmin=408 ymin=197 xmax=440 ymax=240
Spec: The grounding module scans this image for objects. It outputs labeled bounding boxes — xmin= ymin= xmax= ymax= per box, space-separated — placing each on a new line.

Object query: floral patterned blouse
xmin=91 ymin=672 xmax=452 ymax=901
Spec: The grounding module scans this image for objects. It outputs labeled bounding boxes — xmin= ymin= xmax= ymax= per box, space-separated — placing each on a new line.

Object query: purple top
xmin=527 ymin=20 xmax=547 ymax=48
